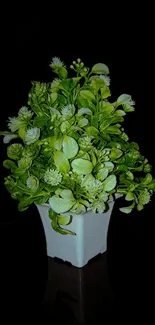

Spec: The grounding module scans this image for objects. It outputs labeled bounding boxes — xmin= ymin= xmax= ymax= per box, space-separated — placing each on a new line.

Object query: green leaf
xmin=86 ymin=126 xmax=99 ymax=136
xmin=104 ymin=162 xmax=114 ymax=171
xmin=115 ymin=110 xmax=126 ymax=116
xmin=49 ymin=196 xmax=75 ymax=213
xmin=49 ymin=92 xmax=58 ymax=104
xmin=102 ymin=175 xmax=117 ymax=192
xmin=0 ymin=131 xmax=16 ymax=135
xmin=81 ymin=173 xmax=94 ymax=187
xmin=92 ymin=63 xmax=109 ymax=75
xmin=100 ymin=86 xmax=110 ymax=99
xmin=97 ymin=168 xmax=109 ymax=181
xmin=57 ymin=215 xmax=72 ymax=225
xmin=105 ymin=126 xmax=121 ymax=135
xmin=59 ymin=79 xmax=72 ymax=92
xmin=116 ymin=94 xmax=132 ymax=106
xmin=60 ymin=121 xmax=70 ymax=133
xmin=126 ymin=171 xmax=134 ymax=180
xmin=62 ymin=135 xmax=79 ymax=159
xmin=53 ymin=137 xmax=63 ymax=150
xmin=123 ymin=104 xmax=135 ymax=112
xmin=34 ymin=196 xmax=49 ymax=204
xmin=77 ymin=108 xmax=92 ymax=116
xmin=119 ymin=201 xmax=135 ymax=214
xmin=125 ymin=192 xmax=134 ymax=201
xmin=59 ymin=189 xmax=75 ymax=201
xmin=71 ymin=202 xmax=86 ymax=214
xmin=77 ymin=97 xmax=89 ymax=108
xmin=54 ymin=151 xmax=70 ymax=173
xmin=110 ymin=148 xmax=123 ymax=160
xmin=91 ymin=78 xmax=104 ymax=91
xmin=59 ymin=66 xmax=68 ymax=79
xmin=144 ymin=164 xmax=152 ymax=173
xmin=148 ymin=180 xmax=155 ymax=190
xmin=49 ymin=208 xmax=56 ymax=220
xmin=57 ymin=94 xmax=67 ymax=105
xmin=78 ymin=118 xmax=88 ymax=127
xmin=142 ymin=173 xmax=152 ymax=185
xmin=71 ymin=158 xmax=93 ymax=175
xmin=3 ymin=160 xmax=17 ymax=170
xmin=129 ymin=142 xmax=139 ymax=150
xmin=99 ymin=102 xmax=115 ymax=115
xmin=90 ymin=151 xmax=97 ymax=166
xmin=33 ymin=116 xmax=48 ymax=127
xmin=119 ymin=207 xmax=132 ymax=214
xmin=98 ymin=191 xmax=109 ymax=202
xmin=79 ymin=90 xmax=95 ymax=101
xmin=18 ymin=197 xmax=34 ymax=212
xmin=18 ymin=127 xmax=26 ymax=140
xmin=137 ymin=203 xmax=143 ymax=211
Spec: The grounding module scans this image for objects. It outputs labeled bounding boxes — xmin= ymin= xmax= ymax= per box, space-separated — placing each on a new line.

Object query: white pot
xmin=36 ymin=198 xmax=118 ymax=268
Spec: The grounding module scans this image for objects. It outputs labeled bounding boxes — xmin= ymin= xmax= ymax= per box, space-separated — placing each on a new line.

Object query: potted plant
xmin=1 ymin=57 xmax=155 ymax=267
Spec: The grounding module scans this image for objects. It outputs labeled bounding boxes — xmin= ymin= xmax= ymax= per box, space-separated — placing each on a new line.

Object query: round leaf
xmin=78 ymin=118 xmax=88 ymax=127
xmin=49 ymin=196 xmax=74 ymax=214
xmin=86 ymin=126 xmax=99 ymax=136
xmin=79 ymin=90 xmax=95 ymax=101
xmin=92 ymin=63 xmax=109 ymax=75
xmin=115 ymin=110 xmax=126 ymax=116
xmin=63 ymin=135 xmax=79 ymax=159
xmin=117 ymin=94 xmax=132 ymax=106
xmin=57 ymin=215 xmax=72 ymax=226
xmin=103 ymin=175 xmax=117 ymax=192
xmin=77 ymin=108 xmax=92 ymax=116
xmin=3 ymin=160 xmax=17 ymax=170
xmin=110 ymin=148 xmax=123 ymax=160
xmin=97 ymin=168 xmax=109 ymax=181
xmin=50 ymin=92 xmax=58 ymax=104
xmin=125 ymin=192 xmax=134 ymax=201
xmin=71 ymin=158 xmax=93 ymax=175
xmin=18 ymin=127 xmax=26 ymax=140
xmin=59 ymin=67 xmax=68 ymax=79
xmin=137 ymin=203 xmax=143 ymax=211
xmin=100 ymin=86 xmax=110 ymax=99
xmin=71 ymin=202 xmax=86 ymax=214
xmin=59 ymin=189 xmax=75 ymax=201
xmin=143 ymin=173 xmax=152 ymax=185
xmin=54 ymin=151 xmax=70 ymax=173
xmin=119 ymin=207 xmax=132 ymax=214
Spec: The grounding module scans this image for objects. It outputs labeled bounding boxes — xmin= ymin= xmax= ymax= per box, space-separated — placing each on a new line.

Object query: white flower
xmin=8 ymin=117 xmax=26 ymax=132
xmin=18 ymin=106 xmax=33 ymax=120
xmin=50 ymin=57 xmax=65 ymax=69
xmin=44 ymin=169 xmax=62 ymax=186
xmin=61 ymin=104 xmax=75 ymax=117
xmin=25 ymin=128 xmax=40 ymax=145
xmin=26 ymin=175 xmax=39 ymax=190
xmin=127 ymin=98 xmax=135 ymax=106
xmin=85 ymin=179 xmax=103 ymax=196
xmin=99 ymin=75 xmax=110 ymax=86
xmin=78 ymin=136 xmax=93 ymax=150
xmin=3 ymin=134 xmax=18 ymax=144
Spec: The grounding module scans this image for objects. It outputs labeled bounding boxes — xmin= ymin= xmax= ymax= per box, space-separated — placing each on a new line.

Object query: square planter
xmin=36 ymin=199 xmax=116 ymax=268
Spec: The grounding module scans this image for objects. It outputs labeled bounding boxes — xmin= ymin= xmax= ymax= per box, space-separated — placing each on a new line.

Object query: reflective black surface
xmin=0 ymin=197 xmax=154 ymax=322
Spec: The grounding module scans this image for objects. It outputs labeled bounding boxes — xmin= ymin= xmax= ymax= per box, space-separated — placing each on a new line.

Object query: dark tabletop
xmin=0 ymin=196 xmax=154 ymax=323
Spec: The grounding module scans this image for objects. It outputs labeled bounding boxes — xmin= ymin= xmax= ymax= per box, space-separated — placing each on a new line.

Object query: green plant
xmin=1 ymin=57 xmax=155 ymax=235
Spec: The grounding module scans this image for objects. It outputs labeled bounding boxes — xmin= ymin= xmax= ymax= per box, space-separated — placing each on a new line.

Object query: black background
xmin=0 ymin=15 xmax=154 ymax=320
